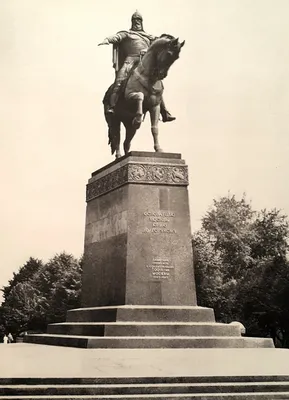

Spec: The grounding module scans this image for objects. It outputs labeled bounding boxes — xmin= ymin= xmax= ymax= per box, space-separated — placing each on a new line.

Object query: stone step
xmin=1 ymin=393 xmax=289 ymax=399
xmin=2 ymin=381 xmax=289 ymax=396
xmin=24 ymin=334 xmax=274 ymax=349
xmin=1 ymin=376 xmax=289 ymax=385
xmin=66 ymin=306 xmax=216 ymax=323
xmin=47 ymin=322 xmax=240 ymax=337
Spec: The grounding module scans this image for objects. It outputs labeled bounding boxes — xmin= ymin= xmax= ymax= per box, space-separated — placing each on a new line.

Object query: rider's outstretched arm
xmin=98 ymin=32 xmax=128 ymax=46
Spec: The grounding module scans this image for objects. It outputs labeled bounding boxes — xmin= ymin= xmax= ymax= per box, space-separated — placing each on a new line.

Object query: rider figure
xmin=98 ymin=11 xmax=175 ymax=123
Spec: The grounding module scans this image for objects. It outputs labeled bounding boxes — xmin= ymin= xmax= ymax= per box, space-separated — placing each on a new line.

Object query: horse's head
xmin=147 ymin=35 xmax=185 ymax=80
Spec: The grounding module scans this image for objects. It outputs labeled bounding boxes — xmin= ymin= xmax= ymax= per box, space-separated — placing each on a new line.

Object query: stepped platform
xmin=24 ymin=306 xmax=273 ymax=349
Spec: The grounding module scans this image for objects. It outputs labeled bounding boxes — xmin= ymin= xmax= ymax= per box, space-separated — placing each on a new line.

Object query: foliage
xmin=35 ymin=253 xmax=82 ymax=325
xmin=1 ymin=282 xmax=43 ymax=333
xmin=193 ymin=229 xmax=238 ymax=322
xmin=2 ymin=258 xmax=43 ymax=301
xmin=0 ymin=253 xmax=82 ymax=335
xmin=193 ymin=194 xmax=289 ymax=346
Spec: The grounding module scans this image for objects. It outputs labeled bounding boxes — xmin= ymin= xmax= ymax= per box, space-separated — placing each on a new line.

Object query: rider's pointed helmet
xmin=131 ymin=10 xmax=144 ymax=31
xmin=131 ymin=10 xmax=143 ymax=21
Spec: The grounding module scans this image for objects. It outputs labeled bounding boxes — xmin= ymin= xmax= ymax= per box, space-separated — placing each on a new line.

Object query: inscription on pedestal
xmin=143 ymin=211 xmax=177 ymax=234
xmin=147 ymin=258 xmax=175 ymax=281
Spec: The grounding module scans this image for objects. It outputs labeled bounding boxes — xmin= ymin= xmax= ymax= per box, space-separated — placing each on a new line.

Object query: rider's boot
xmin=107 ymin=84 xmax=121 ymax=114
xmin=160 ymin=99 xmax=176 ymax=123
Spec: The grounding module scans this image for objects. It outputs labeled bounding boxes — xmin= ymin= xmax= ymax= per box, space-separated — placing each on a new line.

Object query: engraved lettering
xmin=144 ymin=211 xmax=175 ymax=217
xmin=143 ymin=210 xmax=177 ymax=234
xmin=147 ymin=258 xmax=175 ymax=281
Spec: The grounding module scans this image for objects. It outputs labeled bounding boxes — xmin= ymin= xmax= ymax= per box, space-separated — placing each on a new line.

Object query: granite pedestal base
xmin=25 ymin=152 xmax=274 ymax=349
xmin=82 ymin=152 xmax=197 ymax=308
xmin=25 ymin=305 xmax=273 ymax=348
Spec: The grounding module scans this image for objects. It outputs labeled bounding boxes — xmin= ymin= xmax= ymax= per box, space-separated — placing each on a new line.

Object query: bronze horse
xmin=103 ymin=35 xmax=185 ymax=158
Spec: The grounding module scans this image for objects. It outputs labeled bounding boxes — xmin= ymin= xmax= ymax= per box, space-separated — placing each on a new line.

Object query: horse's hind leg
xmin=150 ymin=105 xmax=163 ymax=152
xmin=123 ymin=125 xmax=137 ymax=155
xmin=115 ymin=147 xmax=121 ymax=158
xmin=114 ymin=123 xmax=121 ymax=158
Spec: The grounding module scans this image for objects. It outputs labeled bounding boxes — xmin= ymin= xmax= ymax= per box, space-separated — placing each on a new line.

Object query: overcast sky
xmin=1 ymin=0 xmax=289 ymax=293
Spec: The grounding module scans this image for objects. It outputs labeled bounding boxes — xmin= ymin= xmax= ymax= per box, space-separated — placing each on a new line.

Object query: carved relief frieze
xmin=86 ymin=163 xmax=188 ymax=201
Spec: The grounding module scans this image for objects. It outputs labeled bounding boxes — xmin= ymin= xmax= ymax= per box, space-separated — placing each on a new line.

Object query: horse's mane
xmin=160 ymin=33 xmax=175 ymax=40
xmin=147 ymin=34 xmax=176 ymax=52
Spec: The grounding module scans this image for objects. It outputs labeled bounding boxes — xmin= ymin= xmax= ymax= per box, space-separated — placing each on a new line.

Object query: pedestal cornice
xmin=86 ymin=153 xmax=189 ymax=202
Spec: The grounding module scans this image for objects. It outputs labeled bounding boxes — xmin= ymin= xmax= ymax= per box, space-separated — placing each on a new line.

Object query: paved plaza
xmin=1 ymin=344 xmax=289 ymax=379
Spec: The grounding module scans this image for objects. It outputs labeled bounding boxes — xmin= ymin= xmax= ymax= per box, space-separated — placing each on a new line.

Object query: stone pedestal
xmin=82 ymin=151 xmax=196 ymax=307
xmin=25 ymin=152 xmax=274 ymax=349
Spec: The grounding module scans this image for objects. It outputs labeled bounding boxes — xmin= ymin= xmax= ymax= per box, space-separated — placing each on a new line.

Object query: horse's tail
xmin=103 ymin=84 xmax=113 ymax=106
xmin=107 ymin=116 xmax=121 ymax=156
xmin=103 ymin=84 xmax=120 ymax=156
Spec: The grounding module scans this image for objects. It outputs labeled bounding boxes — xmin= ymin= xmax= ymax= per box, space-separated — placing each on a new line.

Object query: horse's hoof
xmin=132 ymin=120 xmax=141 ymax=129
xmin=123 ymin=143 xmax=130 ymax=155
xmin=132 ymin=116 xmax=142 ymax=129
xmin=154 ymin=147 xmax=163 ymax=153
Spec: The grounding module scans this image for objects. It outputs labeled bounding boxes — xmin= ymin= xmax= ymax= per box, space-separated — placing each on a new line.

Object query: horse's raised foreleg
xmin=150 ymin=105 xmax=163 ymax=152
xmin=127 ymin=92 xmax=144 ymax=129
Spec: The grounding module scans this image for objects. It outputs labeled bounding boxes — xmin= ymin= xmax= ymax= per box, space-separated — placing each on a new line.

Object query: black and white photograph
xmin=1 ymin=0 xmax=289 ymax=398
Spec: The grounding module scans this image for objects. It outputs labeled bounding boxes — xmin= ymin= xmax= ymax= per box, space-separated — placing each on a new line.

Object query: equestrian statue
xmin=98 ymin=11 xmax=185 ymax=158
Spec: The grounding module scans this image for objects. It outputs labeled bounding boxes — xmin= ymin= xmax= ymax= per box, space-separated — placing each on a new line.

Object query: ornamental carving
xmin=86 ymin=165 xmax=128 ymax=202
xmin=171 ymin=166 xmax=187 ymax=183
xmin=128 ymin=164 xmax=146 ymax=180
xmin=152 ymin=166 xmax=166 ymax=182
xmin=86 ymin=163 xmax=188 ymax=202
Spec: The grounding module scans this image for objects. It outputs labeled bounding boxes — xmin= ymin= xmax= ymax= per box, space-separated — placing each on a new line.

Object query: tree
xmin=34 ymin=253 xmax=82 ymax=325
xmin=0 ymin=257 xmax=44 ymax=334
xmin=201 ymin=195 xmax=256 ymax=279
xmin=1 ymin=282 xmax=44 ymax=333
xmin=0 ymin=252 xmax=82 ymax=335
xmin=251 ymin=208 xmax=289 ymax=260
xmin=193 ymin=228 xmax=238 ymax=322
xmin=193 ymin=194 xmax=289 ymax=345
xmin=2 ymin=257 xmax=43 ymax=301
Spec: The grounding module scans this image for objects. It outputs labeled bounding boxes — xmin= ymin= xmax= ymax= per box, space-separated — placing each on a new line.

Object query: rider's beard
xmin=131 ymin=20 xmax=143 ymax=31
